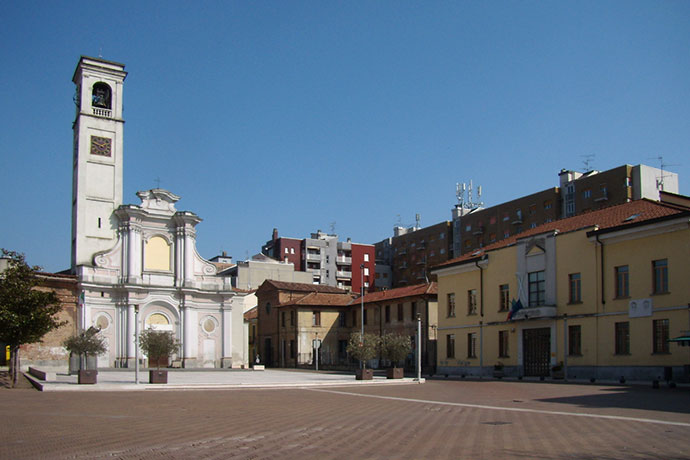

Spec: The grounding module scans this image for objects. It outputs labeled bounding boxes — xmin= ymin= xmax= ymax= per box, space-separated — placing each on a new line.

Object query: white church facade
xmin=71 ymin=56 xmax=246 ymax=369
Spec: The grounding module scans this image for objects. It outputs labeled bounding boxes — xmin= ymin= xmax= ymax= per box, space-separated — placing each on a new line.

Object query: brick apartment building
xmin=262 ymin=229 xmax=375 ymax=293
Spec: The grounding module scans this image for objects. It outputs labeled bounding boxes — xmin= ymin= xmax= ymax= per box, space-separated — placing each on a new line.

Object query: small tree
xmin=139 ymin=329 xmax=179 ymax=369
xmin=381 ymin=333 xmax=412 ymax=369
xmin=63 ymin=327 xmax=106 ymax=370
xmin=0 ymin=249 xmax=64 ymax=387
xmin=346 ymin=332 xmax=380 ymax=369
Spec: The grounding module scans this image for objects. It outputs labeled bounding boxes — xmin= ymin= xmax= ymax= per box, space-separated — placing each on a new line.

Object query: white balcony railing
xmin=336 ymin=270 xmax=352 ymax=279
xmin=92 ymin=107 xmax=112 ymax=118
xmin=337 ymin=256 xmax=352 ymax=264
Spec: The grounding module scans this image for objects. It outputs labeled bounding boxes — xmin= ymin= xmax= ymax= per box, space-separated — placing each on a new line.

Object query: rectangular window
xmin=364 ymin=267 xmax=370 ymax=276
xmin=290 ymin=340 xmax=295 ymax=359
xmin=446 ymin=334 xmax=455 ymax=358
xmin=568 ymin=325 xmax=581 ymax=356
xmin=312 ymin=311 xmax=321 ymax=327
xmin=364 ymin=254 xmax=369 ymax=262
xmin=397 ymin=303 xmax=403 ymax=321
xmin=467 ymin=289 xmax=477 ymax=315
xmin=544 ymin=200 xmax=552 ymax=210
xmin=411 ymin=301 xmax=417 ymax=320
xmin=615 ymin=322 xmax=630 ymax=355
xmin=385 ymin=305 xmax=390 ymax=323
xmin=652 ymin=259 xmax=668 ymax=294
xmin=615 ymin=265 xmax=629 ymax=298
xmin=338 ymin=312 xmax=346 ymax=328
xmin=290 ymin=310 xmax=295 ymax=326
xmin=467 ymin=333 xmax=477 ymax=358
xmin=447 ymin=293 xmax=456 ymax=317
xmin=290 ymin=248 xmax=295 ymax=254
xmin=281 ymin=311 xmax=286 ymax=327
xmin=498 ymin=330 xmax=509 ymax=358
xmin=363 ymin=309 xmax=368 ymax=325
xmin=528 ymin=271 xmax=545 ymax=307
xmin=583 ymin=189 xmax=592 ymax=199
xmin=499 ymin=284 xmax=510 ymax=312
xmin=352 ymin=310 xmax=357 ymax=328
xmin=653 ymin=319 xmax=669 ymax=353
xmin=568 ymin=273 xmax=581 ymax=303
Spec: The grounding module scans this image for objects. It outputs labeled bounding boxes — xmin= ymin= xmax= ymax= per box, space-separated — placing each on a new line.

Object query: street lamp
xmin=360 ymin=263 xmax=365 ymax=369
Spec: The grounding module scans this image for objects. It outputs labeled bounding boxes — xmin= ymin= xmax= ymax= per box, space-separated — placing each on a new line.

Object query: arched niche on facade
xmin=92 ymin=82 xmax=112 ymax=109
xmin=144 ymin=235 xmax=172 ymax=272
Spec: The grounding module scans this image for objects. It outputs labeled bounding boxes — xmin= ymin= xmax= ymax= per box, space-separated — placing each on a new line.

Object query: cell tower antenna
xmin=415 ymin=213 xmax=421 ymax=229
xmin=581 ymin=154 xmax=595 ymax=172
xmin=330 ymin=221 xmax=336 ymax=234
xmin=455 ymin=180 xmax=484 ymax=211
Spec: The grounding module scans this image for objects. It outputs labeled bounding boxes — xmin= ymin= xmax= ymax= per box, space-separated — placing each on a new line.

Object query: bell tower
xmin=71 ymin=56 xmax=127 ymax=271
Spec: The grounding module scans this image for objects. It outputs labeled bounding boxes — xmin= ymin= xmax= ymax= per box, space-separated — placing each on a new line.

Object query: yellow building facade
xmin=432 ymin=198 xmax=690 ymax=382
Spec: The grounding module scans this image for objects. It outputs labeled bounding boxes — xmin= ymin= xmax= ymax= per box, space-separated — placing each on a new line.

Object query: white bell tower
xmin=71 ymin=56 xmax=127 ymax=271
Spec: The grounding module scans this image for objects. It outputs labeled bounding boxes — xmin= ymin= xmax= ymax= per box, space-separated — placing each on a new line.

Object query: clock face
xmin=90 ymin=136 xmax=112 ymax=157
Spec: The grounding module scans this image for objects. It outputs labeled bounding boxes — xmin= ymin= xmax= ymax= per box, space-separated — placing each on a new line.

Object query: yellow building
xmin=432 ymin=195 xmax=690 ymax=382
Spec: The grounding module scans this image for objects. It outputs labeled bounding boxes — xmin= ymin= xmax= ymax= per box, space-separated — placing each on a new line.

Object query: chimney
xmin=272 ymin=228 xmax=278 ymax=241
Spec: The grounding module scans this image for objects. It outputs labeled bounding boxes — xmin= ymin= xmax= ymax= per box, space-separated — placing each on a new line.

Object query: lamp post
xmin=416 ymin=313 xmax=422 ymax=381
xmin=134 ymin=305 xmax=139 ymax=385
xmin=360 ymin=263 xmax=365 ymax=369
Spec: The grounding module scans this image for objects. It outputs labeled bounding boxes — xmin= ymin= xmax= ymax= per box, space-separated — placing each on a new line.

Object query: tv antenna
xmin=581 ymin=154 xmax=595 ymax=172
xmin=647 ymin=155 xmax=679 ymax=191
xmin=329 ymin=221 xmax=336 ymax=234
xmin=415 ymin=213 xmax=421 ymax=229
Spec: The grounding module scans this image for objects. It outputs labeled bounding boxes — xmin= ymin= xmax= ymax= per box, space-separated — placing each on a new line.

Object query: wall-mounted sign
xmin=629 ymin=298 xmax=653 ymax=318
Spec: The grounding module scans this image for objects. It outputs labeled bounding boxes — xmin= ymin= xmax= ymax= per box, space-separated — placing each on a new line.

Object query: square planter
xmin=78 ymin=370 xmax=97 ymax=385
xmin=149 ymin=370 xmax=168 ymax=384
xmin=386 ymin=368 xmax=404 ymax=379
xmin=356 ymin=369 xmax=374 ymax=380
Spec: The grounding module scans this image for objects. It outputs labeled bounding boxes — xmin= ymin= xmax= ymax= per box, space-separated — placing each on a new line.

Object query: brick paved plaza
xmin=1 ymin=377 xmax=689 ymax=459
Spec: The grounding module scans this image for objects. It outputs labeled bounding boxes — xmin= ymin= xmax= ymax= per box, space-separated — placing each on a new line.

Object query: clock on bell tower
xmin=71 ymin=56 xmax=127 ymax=272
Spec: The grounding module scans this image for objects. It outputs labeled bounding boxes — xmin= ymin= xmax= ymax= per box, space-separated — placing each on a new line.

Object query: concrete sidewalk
xmin=23 ymin=368 xmax=424 ymax=391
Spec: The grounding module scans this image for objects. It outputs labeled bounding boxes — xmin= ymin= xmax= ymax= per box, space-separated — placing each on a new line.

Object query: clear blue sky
xmin=2 ymin=1 xmax=689 ymax=272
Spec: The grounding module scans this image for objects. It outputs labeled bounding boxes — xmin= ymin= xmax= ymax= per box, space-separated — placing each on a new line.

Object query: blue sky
xmin=1 ymin=1 xmax=689 ymax=272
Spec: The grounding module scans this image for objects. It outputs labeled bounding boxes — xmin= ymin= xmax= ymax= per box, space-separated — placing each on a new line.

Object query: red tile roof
xmin=434 ymin=199 xmax=689 ymax=270
xmin=244 ymin=306 xmax=257 ymax=320
xmin=355 ymin=282 xmax=437 ymax=305
xmin=279 ymin=292 xmax=356 ymax=307
xmin=258 ymin=279 xmax=348 ymax=294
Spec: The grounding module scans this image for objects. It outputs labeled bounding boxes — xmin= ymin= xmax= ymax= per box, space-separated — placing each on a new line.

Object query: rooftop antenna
xmin=154 ymin=177 xmax=161 ymax=189
xmin=415 ymin=213 xmax=421 ymax=229
xmin=98 ymin=47 xmax=103 ymax=58
xmin=581 ymin=154 xmax=595 ymax=172
xmin=329 ymin=221 xmax=336 ymax=234
xmin=647 ymin=155 xmax=679 ymax=191
xmin=456 ymin=180 xmax=484 ymax=211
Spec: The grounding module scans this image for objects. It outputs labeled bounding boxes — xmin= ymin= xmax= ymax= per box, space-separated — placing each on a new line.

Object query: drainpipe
xmin=475 ymin=258 xmax=485 ymax=378
xmin=595 ymin=233 xmax=605 ymax=380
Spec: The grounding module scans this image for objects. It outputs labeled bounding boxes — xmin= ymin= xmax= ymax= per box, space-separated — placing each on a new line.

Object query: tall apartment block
xmin=377 ymin=164 xmax=679 ymax=289
xmin=262 ymin=229 xmax=375 ymax=293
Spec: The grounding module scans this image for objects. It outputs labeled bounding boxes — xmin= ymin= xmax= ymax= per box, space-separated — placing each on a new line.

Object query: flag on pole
xmin=507 ymin=298 xmax=524 ymax=321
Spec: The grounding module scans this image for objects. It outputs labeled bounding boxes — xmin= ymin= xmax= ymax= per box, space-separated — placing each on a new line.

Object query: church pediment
xmin=136 ymin=189 xmax=180 ymax=214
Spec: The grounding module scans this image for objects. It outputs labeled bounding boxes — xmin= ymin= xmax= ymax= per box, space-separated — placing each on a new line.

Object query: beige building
xmin=432 ymin=195 xmax=690 ymax=382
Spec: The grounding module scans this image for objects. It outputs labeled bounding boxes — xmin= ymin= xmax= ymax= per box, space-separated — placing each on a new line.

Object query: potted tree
xmin=381 ymin=333 xmax=411 ymax=379
xmin=139 ymin=329 xmax=179 ymax=384
xmin=346 ymin=332 xmax=380 ymax=380
xmin=63 ymin=327 xmax=106 ymax=384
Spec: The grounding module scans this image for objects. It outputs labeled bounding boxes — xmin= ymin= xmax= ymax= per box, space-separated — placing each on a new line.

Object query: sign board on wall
xmin=629 ymin=298 xmax=653 ymax=318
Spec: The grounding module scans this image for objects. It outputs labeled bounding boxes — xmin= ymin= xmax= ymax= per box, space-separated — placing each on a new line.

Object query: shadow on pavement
xmin=535 ymin=385 xmax=690 ymax=415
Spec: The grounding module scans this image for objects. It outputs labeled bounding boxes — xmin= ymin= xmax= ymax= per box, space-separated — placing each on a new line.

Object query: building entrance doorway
xmin=523 ymin=328 xmax=550 ymax=377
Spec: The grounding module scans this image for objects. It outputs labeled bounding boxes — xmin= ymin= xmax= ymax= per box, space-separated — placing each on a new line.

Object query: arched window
xmin=92 ymin=82 xmax=112 ymax=109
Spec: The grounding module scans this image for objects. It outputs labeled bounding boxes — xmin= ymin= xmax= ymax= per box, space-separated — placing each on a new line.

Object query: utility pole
xmin=416 ymin=313 xmax=422 ymax=381
xmin=134 ymin=305 xmax=139 ymax=385
xmin=360 ymin=263 xmax=365 ymax=369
